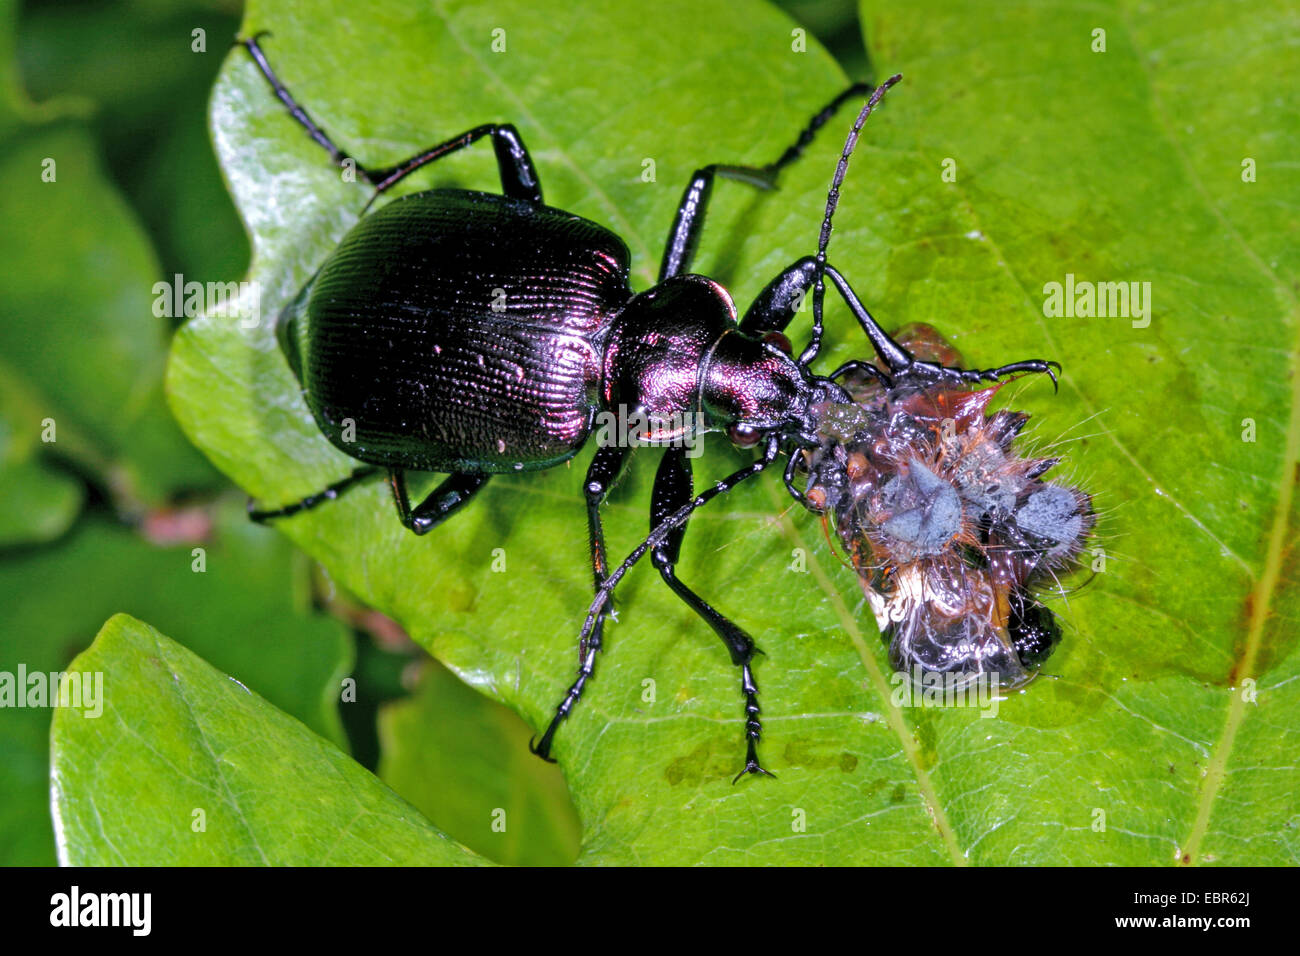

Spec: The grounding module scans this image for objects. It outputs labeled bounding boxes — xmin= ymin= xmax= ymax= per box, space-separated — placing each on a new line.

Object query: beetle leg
xmin=649 ymin=448 xmax=773 ymax=782
xmin=550 ymin=440 xmax=781 ymax=767
xmin=529 ymin=445 xmax=628 ymax=763
xmin=819 ymin=262 xmax=916 ymax=372
xmin=739 ymin=252 xmax=916 ymax=369
xmin=782 ymin=447 xmax=810 ymax=507
xmin=746 ymin=261 xmax=1061 ymax=396
xmin=529 ymin=640 xmax=597 ymax=765
xmin=533 ymin=440 xmax=781 ymax=770
xmin=828 ymin=359 xmax=893 ymax=388
xmin=241 ymin=36 xmax=542 ymax=203
xmin=948 ymin=359 xmax=1061 ymax=392
xmin=659 ymin=164 xmax=778 ymax=281
xmin=387 ymin=469 xmax=491 ymax=535
xmin=658 ymin=83 xmax=872 ymax=281
xmin=241 ymin=34 xmax=356 ymax=170
xmin=739 ymin=256 xmax=821 ymax=338
xmin=583 ymin=444 xmax=630 ymax=654
xmin=247 ymin=465 xmax=380 ymax=523
xmin=363 ymin=124 xmax=542 ymax=203
xmin=884 ymin=358 xmax=1061 ymax=394
xmin=766 ymin=82 xmax=875 ymax=176
xmin=577 ymin=436 xmax=780 ymax=655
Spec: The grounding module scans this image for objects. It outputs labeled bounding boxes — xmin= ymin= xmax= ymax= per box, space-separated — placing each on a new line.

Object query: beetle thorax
xmin=699 ymin=329 xmax=812 ymax=437
xmin=601 ymin=275 xmax=734 ymax=442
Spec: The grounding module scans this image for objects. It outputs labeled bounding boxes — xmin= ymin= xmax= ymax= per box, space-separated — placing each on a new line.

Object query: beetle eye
xmin=762 ymin=331 xmax=793 ymax=356
xmin=728 ymin=423 xmax=761 ymax=448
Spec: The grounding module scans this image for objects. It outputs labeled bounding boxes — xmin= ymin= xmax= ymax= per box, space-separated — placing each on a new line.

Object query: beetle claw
xmin=528 ymin=734 xmax=558 ymax=763
xmin=732 ymin=759 xmax=775 ymax=784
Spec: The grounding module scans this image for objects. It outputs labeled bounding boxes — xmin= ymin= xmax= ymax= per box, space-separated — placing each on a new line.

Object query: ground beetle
xmin=242 ymin=35 xmax=1058 ymax=778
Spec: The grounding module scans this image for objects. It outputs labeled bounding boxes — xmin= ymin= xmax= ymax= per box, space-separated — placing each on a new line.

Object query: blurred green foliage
xmin=19 ymin=0 xmax=248 ymax=283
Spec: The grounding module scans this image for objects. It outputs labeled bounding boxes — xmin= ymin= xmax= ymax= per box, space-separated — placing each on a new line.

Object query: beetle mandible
xmin=241 ymin=35 xmax=1058 ymax=779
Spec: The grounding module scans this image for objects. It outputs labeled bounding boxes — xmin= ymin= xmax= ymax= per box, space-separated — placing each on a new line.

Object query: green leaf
xmin=0 ymin=122 xmax=217 ymax=509
xmin=0 ymin=0 xmax=94 ymax=133
xmin=0 ymin=360 xmax=82 ymax=546
xmin=166 ymin=0 xmax=1299 ymax=864
xmin=1 ymin=510 xmax=352 ymax=864
xmin=378 ymin=660 xmax=581 ymax=866
xmin=50 ymin=614 xmax=483 ymax=865
xmin=18 ymin=0 xmax=249 ymax=283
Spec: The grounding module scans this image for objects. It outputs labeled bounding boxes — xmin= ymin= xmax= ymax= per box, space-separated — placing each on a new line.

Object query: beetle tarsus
xmin=952 ymin=359 xmax=1062 ymax=391
xmin=731 ymin=663 xmax=773 ymax=783
xmin=246 ymin=466 xmax=380 ymax=523
xmin=533 ymin=639 xmax=601 ymax=765
xmin=240 ymin=33 xmax=358 ymax=170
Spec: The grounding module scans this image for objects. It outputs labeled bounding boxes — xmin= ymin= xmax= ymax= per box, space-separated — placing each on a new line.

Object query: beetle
xmin=240 ymin=35 xmax=1059 ymax=778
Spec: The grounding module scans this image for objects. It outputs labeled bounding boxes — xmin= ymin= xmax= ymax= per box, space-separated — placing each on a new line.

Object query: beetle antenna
xmin=817 ymin=73 xmax=902 ymax=263
xmin=799 ymin=74 xmax=902 ymax=369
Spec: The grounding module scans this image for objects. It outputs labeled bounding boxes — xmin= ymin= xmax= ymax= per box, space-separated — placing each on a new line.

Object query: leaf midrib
xmin=764 ymin=477 xmax=969 ymax=866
